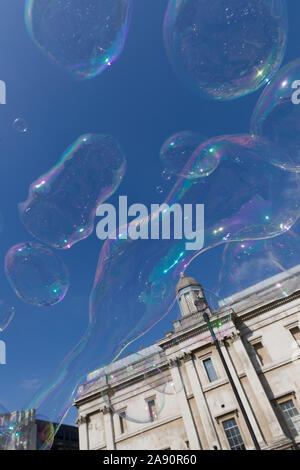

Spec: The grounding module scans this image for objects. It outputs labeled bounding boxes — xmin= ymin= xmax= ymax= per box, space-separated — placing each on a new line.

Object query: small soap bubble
xmin=13 ymin=118 xmax=28 ymax=134
xmin=160 ymin=131 xmax=206 ymax=179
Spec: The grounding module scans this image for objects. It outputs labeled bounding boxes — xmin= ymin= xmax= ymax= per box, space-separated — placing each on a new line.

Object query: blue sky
xmin=0 ymin=0 xmax=299 ymax=425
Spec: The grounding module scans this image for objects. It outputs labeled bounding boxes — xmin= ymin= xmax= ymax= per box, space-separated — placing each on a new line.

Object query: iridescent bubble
xmin=5 ymin=242 xmax=69 ymax=307
xmin=19 ymin=134 xmax=126 ymax=249
xmin=160 ymin=131 xmax=207 ymax=178
xmin=251 ymin=58 xmax=300 ymax=172
xmin=36 ymin=416 xmax=55 ymax=450
xmin=0 ymin=301 xmax=15 ymax=333
xmin=25 ymin=0 xmax=132 ymax=80
xmin=155 ymin=185 xmax=164 ymax=194
xmin=13 ymin=118 xmax=28 ymax=134
xmin=103 ymin=349 xmax=166 ymax=424
xmin=164 ymin=0 xmax=288 ymax=100
xmin=217 ymin=227 xmax=300 ymax=304
xmin=17 ymin=133 xmax=300 ymax=428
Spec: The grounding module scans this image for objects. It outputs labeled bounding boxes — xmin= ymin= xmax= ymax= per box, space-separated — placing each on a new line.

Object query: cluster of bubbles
xmin=25 ymin=0 xmax=132 ymax=80
xmin=4 ymin=0 xmax=300 ymax=445
xmin=164 ymin=0 xmax=288 ymax=100
xmin=4 ymin=134 xmax=126 ymax=309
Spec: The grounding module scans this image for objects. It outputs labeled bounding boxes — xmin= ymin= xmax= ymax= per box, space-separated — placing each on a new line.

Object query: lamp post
xmin=194 ymin=298 xmax=261 ymax=450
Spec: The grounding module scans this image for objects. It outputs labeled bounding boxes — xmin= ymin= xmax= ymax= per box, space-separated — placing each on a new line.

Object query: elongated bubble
xmin=5 ymin=242 xmax=69 ymax=307
xmin=17 ymin=133 xmax=300 ymax=429
xmin=25 ymin=0 xmax=132 ymax=79
xmin=164 ymin=0 xmax=288 ymax=100
xmin=19 ymin=134 xmax=126 ymax=249
xmin=251 ymin=58 xmax=300 ymax=172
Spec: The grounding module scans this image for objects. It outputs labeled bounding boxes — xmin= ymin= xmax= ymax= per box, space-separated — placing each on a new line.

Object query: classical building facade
xmin=75 ymin=267 xmax=300 ymax=450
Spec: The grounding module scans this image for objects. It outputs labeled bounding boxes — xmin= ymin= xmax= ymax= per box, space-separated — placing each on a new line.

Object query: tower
xmin=176 ymin=273 xmax=209 ymax=317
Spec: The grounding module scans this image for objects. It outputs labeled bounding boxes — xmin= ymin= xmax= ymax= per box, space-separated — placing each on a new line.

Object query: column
xmin=77 ymin=415 xmax=89 ymax=450
xmin=169 ymin=358 xmax=202 ymax=450
xmin=102 ymin=406 xmax=115 ymax=450
xmin=184 ymin=353 xmax=221 ymax=449
xmin=231 ymin=333 xmax=289 ymax=445
xmin=220 ymin=338 xmax=266 ymax=449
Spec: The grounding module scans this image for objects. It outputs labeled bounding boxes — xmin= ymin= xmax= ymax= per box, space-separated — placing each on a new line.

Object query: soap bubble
xmin=156 ymin=186 xmax=164 ymax=194
xmin=160 ymin=131 xmax=206 ymax=179
xmin=36 ymin=417 xmax=55 ymax=450
xmin=15 ymin=133 xmax=300 ymax=429
xmin=25 ymin=0 xmax=132 ymax=80
xmin=13 ymin=118 xmax=28 ymax=134
xmin=164 ymin=0 xmax=288 ymax=100
xmin=161 ymin=169 xmax=172 ymax=181
xmin=19 ymin=134 xmax=126 ymax=249
xmin=217 ymin=226 xmax=300 ymax=305
xmin=0 ymin=301 xmax=15 ymax=333
xmin=251 ymin=58 xmax=300 ymax=172
xmin=0 ymin=409 xmax=37 ymax=450
xmin=5 ymin=242 xmax=69 ymax=307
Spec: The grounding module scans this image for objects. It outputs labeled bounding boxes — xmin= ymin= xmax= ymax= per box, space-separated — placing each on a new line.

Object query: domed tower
xmin=176 ymin=273 xmax=208 ymax=317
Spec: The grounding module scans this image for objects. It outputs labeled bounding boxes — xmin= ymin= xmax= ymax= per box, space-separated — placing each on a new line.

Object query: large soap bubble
xmin=19 ymin=132 xmax=300 ymax=428
xmin=19 ymin=134 xmax=126 ymax=249
xmin=217 ymin=229 xmax=300 ymax=304
xmin=251 ymin=58 xmax=300 ymax=172
xmin=164 ymin=0 xmax=288 ymax=100
xmin=25 ymin=0 xmax=132 ymax=79
xmin=5 ymin=242 xmax=69 ymax=307
xmin=160 ymin=131 xmax=207 ymax=179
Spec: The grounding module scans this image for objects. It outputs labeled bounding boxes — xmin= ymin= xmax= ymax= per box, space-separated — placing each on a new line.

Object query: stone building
xmin=0 ymin=409 xmax=79 ymax=450
xmin=75 ymin=266 xmax=300 ymax=450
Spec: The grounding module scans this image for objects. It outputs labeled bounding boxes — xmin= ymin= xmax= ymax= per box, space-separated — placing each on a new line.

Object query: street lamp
xmin=194 ymin=297 xmax=261 ymax=451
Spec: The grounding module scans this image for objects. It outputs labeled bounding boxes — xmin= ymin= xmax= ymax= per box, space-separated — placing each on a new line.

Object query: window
xmin=119 ymin=411 xmax=126 ymax=434
xmin=290 ymin=326 xmax=300 ymax=344
xmin=203 ymin=358 xmax=218 ymax=382
xmin=279 ymin=400 xmax=300 ymax=436
xmin=252 ymin=342 xmax=268 ymax=366
xmin=147 ymin=399 xmax=158 ymax=422
xmin=222 ymin=418 xmax=245 ymax=450
xmin=184 ymin=293 xmax=195 ymax=313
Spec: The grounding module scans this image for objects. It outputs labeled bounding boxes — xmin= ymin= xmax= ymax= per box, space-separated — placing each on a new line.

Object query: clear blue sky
xmin=0 ymin=0 xmax=299 ymax=425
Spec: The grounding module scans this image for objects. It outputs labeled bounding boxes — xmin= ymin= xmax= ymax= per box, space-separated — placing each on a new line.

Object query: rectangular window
xmin=222 ymin=418 xmax=245 ymax=450
xmin=290 ymin=326 xmax=300 ymax=344
xmin=252 ymin=342 xmax=267 ymax=366
xmin=203 ymin=358 xmax=218 ymax=382
xmin=148 ymin=399 xmax=158 ymax=422
xmin=279 ymin=400 xmax=300 ymax=436
xmin=119 ymin=411 xmax=126 ymax=434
